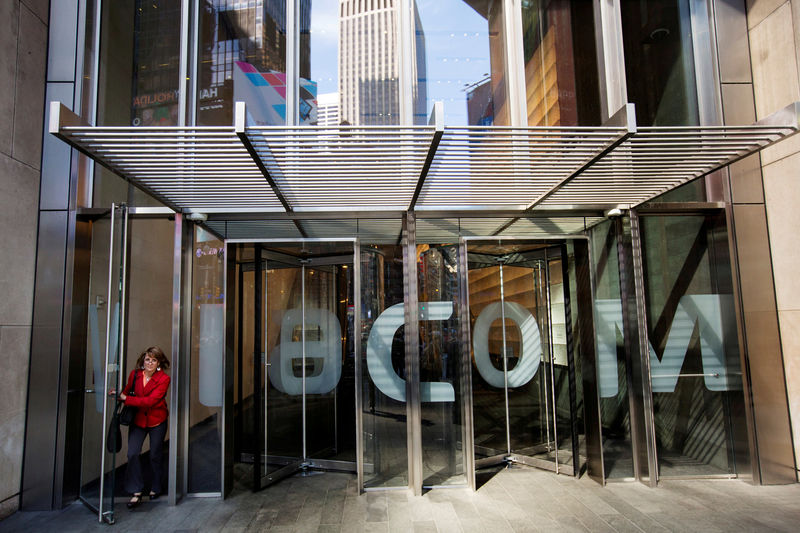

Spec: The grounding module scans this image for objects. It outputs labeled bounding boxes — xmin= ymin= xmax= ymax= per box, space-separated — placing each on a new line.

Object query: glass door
xmin=467 ymin=242 xmax=578 ymax=479
xmin=248 ymin=242 xmax=357 ymax=490
xmin=79 ymin=203 xmax=128 ymax=524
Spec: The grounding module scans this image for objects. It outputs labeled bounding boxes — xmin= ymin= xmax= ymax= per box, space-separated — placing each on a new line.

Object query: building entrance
xmin=466 ymin=241 xmax=582 ymax=477
xmin=231 ymin=241 xmax=358 ymax=491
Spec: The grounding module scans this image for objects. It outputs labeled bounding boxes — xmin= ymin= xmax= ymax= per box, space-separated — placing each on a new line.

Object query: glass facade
xmin=522 ymin=0 xmax=600 ymax=126
xmin=197 ymin=0 xmax=287 ymax=126
xmin=41 ymin=0 xmax=781 ymax=513
xmin=414 ymin=0 xmax=504 ymax=126
xmin=189 ymin=228 xmax=225 ymax=493
xmin=361 ymin=245 xmax=409 ymax=488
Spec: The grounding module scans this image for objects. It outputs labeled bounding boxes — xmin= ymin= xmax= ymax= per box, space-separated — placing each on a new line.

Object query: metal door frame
xmin=76 ymin=203 xmax=128 ymax=524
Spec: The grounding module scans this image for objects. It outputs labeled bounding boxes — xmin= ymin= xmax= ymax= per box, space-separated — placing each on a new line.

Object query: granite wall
xmin=747 ymin=0 xmax=800 ymax=478
xmin=0 ymin=0 xmax=48 ymax=520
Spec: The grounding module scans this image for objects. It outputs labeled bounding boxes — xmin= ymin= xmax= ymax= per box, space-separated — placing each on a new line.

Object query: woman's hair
xmin=135 ymin=346 xmax=170 ymax=370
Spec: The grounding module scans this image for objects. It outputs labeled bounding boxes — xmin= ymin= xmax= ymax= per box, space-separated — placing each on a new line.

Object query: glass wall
xmin=188 ymin=227 xmax=225 ymax=493
xmin=521 ymin=0 xmax=600 ymax=126
xmin=620 ymin=0 xmax=698 ymax=127
xmin=418 ymin=244 xmax=466 ymax=487
xmin=361 ymin=245 xmax=409 ymax=488
xmin=413 ymin=0 xmax=507 ymax=126
xmin=94 ymin=0 xmax=182 ymax=206
xmin=197 ymin=0 xmax=287 ymax=126
xmin=590 ymin=220 xmax=634 ymax=479
xmin=329 ymin=0 xmax=401 ymax=125
xmin=640 ymin=214 xmax=748 ymax=478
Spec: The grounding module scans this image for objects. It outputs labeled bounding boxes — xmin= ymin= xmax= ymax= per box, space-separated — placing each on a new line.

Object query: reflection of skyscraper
xmin=317 ymin=92 xmax=341 ymax=126
xmin=198 ymin=0 xmax=312 ymax=125
xmin=339 ymin=0 xmax=426 ymax=125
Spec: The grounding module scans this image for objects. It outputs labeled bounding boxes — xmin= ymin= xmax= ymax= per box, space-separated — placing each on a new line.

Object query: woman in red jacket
xmin=117 ymin=346 xmax=171 ymax=509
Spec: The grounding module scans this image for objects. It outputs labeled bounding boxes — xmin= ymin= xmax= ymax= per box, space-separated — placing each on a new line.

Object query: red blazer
xmin=121 ymin=369 xmax=170 ymax=428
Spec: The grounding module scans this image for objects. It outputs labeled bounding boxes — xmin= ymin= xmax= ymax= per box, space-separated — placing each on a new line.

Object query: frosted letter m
xmin=595 ymin=294 xmax=739 ymax=398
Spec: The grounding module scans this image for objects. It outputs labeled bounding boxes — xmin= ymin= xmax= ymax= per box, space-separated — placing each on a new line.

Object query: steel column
xmin=403 ymin=212 xmax=422 ymax=495
xmin=457 ymin=239 xmax=476 ymax=490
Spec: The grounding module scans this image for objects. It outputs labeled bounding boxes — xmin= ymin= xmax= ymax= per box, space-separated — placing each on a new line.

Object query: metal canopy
xmin=50 ymin=100 xmax=799 ymax=218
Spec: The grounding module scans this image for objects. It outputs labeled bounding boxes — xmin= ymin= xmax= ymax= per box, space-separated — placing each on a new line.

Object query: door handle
xmin=85 ymin=389 xmax=96 ymax=393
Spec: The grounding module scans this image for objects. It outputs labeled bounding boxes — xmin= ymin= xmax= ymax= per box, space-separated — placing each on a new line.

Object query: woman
xmin=116 ymin=346 xmax=171 ymax=509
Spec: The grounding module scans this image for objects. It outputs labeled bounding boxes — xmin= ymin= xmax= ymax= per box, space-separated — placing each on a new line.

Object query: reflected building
xmin=339 ymin=0 xmax=426 ymax=125
xmin=198 ymin=0 xmax=313 ymax=125
xmin=316 ymin=92 xmax=341 ymax=126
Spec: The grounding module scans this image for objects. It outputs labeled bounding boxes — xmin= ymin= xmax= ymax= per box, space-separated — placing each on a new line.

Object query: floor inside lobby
xmin=3 ymin=466 xmax=800 ymax=532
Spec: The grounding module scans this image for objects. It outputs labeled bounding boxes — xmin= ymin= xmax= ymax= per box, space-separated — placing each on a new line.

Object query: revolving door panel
xmin=241 ymin=242 xmax=357 ymax=490
xmin=467 ymin=243 xmax=579 ymax=477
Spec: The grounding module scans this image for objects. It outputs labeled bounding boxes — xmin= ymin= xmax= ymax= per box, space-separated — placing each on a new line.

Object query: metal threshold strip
xmin=50 ymin=100 xmax=799 ymax=217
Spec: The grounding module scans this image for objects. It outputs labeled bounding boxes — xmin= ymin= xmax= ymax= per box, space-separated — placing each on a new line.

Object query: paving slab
xmin=3 ymin=468 xmax=800 ymax=532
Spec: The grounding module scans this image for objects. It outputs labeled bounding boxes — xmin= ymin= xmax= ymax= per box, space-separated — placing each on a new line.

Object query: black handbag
xmin=107 ymin=402 xmax=123 ymax=453
xmin=118 ymin=371 xmax=137 ymax=426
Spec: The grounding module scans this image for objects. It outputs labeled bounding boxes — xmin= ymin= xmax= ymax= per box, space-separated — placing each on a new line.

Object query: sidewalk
xmin=2 ymin=466 xmax=800 ymax=532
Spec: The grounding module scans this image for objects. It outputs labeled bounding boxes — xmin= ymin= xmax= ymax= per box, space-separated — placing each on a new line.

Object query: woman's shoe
xmin=127 ymin=493 xmax=143 ymax=509
xmin=149 ymin=491 xmax=160 ymax=500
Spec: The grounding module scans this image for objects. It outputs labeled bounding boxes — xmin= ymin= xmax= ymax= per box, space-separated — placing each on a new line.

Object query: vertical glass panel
xmin=414 ymin=0 xmax=507 ymax=126
xmin=418 ymin=244 xmax=466 ymax=487
xmin=641 ymin=214 xmax=748 ymax=477
xmin=302 ymin=0 xmax=337 ymax=125
xmin=336 ymin=0 xmax=400 ymax=124
xmin=188 ymin=227 xmax=225 ymax=493
xmin=197 ymin=0 xmax=287 ymax=126
xmin=545 ymin=255 xmax=576 ymax=471
xmin=264 ymin=255 xmax=304 ymax=476
xmin=505 ymin=260 xmax=556 ymax=463
xmin=79 ymin=205 xmax=124 ymax=522
xmin=361 ymin=244 xmax=408 ymax=488
xmin=94 ymin=1 xmax=182 ymax=206
xmin=468 ymin=263 xmax=507 ymax=460
xmin=590 ymin=220 xmax=634 ymax=479
xmin=304 ymin=261 xmax=357 ymax=463
xmin=522 ymin=0 xmax=600 ymax=126
xmin=621 ymin=0 xmax=698 ymax=127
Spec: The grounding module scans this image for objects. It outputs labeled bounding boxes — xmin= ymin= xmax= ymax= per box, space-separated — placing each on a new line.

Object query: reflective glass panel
xmin=79 ymin=206 xmax=124 ymax=522
xmin=522 ymin=0 xmax=600 ymax=126
xmin=621 ymin=0 xmax=699 ymax=127
xmin=418 ymin=244 xmax=466 ymax=487
xmin=303 ymin=260 xmax=357 ymax=464
xmin=197 ymin=0 xmax=287 ymax=126
xmin=641 ymin=214 xmax=748 ymax=477
xmin=413 ymin=0 xmax=507 ymax=125
xmin=590 ymin=220 xmax=634 ymax=479
xmin=189 ymin=228 xmax=225 ymax=492
xmin=94 ymin=0 xmax=180 ymax=205
xmin=334 ymin=0 xmax=400 ymax=124
xmin=263 ymin=253 xmax=304 ymax=476
xmin=361 ymin=244 xmax=408 ymax=488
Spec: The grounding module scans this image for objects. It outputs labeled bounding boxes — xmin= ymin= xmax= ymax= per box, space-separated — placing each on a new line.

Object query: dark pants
xmin=125 ymin=421 xmax=167 ymax=494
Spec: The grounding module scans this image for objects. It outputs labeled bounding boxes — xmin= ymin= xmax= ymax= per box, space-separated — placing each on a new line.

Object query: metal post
xmin=403 ymin=212 xmax=422 ymax=495
xmin=354 ymin=241 xmax=364 ymax=492
xmin=544 ymin=249 xmax=559 ymax=473
xmin=458 ymin=239 xmax=476 ymax=490
xmin=498 ymin=260 xmax=511 ymax=455
xmin=560 ymin=244 xmax=580 ymax=476
xmin=98 ymin=203 xmax=120 ymax=523
xmin=268 ymin=256 xmax=272 ymax=470
xmin=628 ymin=210 xmax=659 ymax=486
xmin=301 ymin=260 xmax=308 ymax=462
